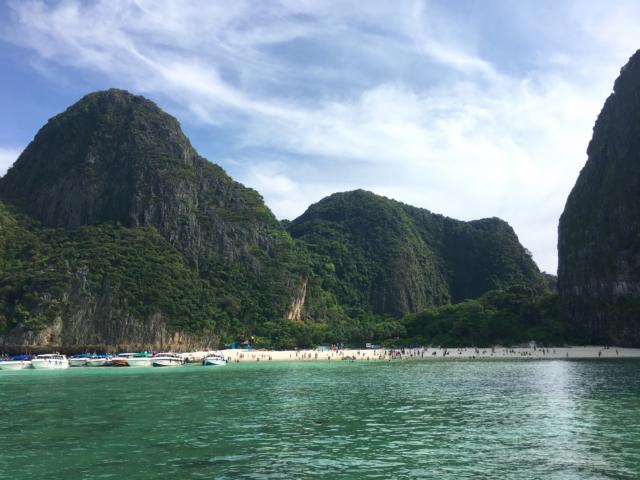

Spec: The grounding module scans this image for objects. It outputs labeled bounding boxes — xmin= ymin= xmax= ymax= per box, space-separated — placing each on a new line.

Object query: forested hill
xmin=0 ymin=89 xmax=319 ymax=350
xmin=0 ymin=89 xmax=546 ymax=350
xmin=288 ymin=190 xmax=545 ymax=319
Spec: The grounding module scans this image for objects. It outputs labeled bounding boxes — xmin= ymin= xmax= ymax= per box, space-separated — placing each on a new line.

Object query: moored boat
xmin=128 ymin=352 xmax=153 ymax=367
xmin=111 ymin=352 xmax=153 ymax=367
xmin=203 ymin=355 xmax=227 ymax=366
xmin=69 ymin=355 xmax=90 ymax=367
xmin=110 ymin=354 xmax=131 ymax=367
xmin=31 ymin=354 xmax=69 ymax=369
xmin=85 ymin=354 xmax=112 ymax=367
xmin=0 ymin=355 xmax=33 ymax=370
xmin=151 ymin=353 xmax=184 ymax=367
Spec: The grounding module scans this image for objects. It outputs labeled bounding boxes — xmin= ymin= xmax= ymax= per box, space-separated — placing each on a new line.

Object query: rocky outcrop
xmin=0 ymin=310 xmax=209 ymax=355
xmin=287 ymin=278 xmax=308 ymax=321
xmin=558 ymin=50 xmax=640 ymax=346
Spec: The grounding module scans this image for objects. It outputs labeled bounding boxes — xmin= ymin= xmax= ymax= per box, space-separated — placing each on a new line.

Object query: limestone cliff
xmin=0 ymin=90 xmax=309 ymax=350
xmin=558 ymin=50 xmax=640 ymax=346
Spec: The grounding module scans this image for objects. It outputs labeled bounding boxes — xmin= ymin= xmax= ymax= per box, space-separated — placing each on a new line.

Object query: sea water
xmin=1 ymin=360 xmax=639 ymax=479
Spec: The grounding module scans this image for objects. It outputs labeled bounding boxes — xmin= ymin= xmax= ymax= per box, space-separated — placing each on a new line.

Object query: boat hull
xmin=69 ymin=359 xmax=88 ymax=367
xmin=203 ymin=357 xmax=227 ymax=366
xmin=152 ymin=359 xmax=183 ymax=367
xmin=127 ymin=357 xmax=152 ymax=367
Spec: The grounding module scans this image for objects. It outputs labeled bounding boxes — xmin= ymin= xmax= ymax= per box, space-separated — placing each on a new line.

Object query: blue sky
xmin=1 ymin=0 xmax=640 ymax=274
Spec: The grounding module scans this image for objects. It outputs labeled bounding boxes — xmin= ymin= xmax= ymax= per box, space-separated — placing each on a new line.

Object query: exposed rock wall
xmin=287 ymin=278 xmax=308 ymax=321
xmin=558 ymin=50 xmax=640 ymax=346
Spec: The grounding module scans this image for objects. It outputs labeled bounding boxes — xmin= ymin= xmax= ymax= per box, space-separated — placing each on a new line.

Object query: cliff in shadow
xmin=558 ymin=50 xmax=640 ymax=346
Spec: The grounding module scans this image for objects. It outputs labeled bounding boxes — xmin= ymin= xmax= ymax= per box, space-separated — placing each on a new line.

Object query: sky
xmin=1 ymin=1 xmax=640 ymax=274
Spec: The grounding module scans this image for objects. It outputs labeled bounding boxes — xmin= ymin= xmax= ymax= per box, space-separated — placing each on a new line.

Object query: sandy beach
xmin=182 ymin=346 xmax=640 ymax=363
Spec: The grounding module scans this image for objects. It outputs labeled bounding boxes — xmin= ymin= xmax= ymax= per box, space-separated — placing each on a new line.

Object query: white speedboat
xmin=69 ymin=355 xmax=89 ymax=367
xmin=128 ymin=355 xmax=153 ymax=367
xmin=151 ymin=353 xmax=184 ymax=367
xmin=0 ymin=356 xmax=33 ymax=370
xmin=111 ymin=352 xmax=153 ymax=367
xmin=203 ymin=355 xmax=227 ymax=366
xmin=85 ymin=355 xmax=112 ymax=367
xmin=31 ymin=354 xmax=69 ymax=369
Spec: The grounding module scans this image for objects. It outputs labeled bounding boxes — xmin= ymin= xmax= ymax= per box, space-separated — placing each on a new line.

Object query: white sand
xmin=183 ymin=346 xmax=640 ymax=363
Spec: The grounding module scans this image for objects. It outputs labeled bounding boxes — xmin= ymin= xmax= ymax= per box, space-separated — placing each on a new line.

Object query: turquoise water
xmin=1 ymin=360 xmax=639 ymax=479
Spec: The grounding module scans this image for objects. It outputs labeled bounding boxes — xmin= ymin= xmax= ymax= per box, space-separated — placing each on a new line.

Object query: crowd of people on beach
xmin=217 ymin=345 xmax=627 ymax=363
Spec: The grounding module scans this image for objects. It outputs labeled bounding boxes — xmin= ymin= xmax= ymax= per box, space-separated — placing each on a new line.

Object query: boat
xmin=69 ymin=354 xmax=90 ymax=367
xmin=151 ymin=353 xmax=184 ymax=367
xmin=0 ymin=355 xmax=33 ymax=370
xmin=31 ymin=354 xmax=70 ymax=369
xmin=111 ymin=352 xmax=153 ymax=367
xmin=85 ymin=354 xmax=112 ymax=367
xmin=203 ymin=355 xmax=227 ymax=366
xmin=127 ymin=352 xmax=153 ymax=367
xmin=110 ymin=354 xmax=132 ymax=367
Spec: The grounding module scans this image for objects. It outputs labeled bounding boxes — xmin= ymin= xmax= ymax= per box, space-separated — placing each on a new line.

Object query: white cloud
xmin=0 ymin=148 xmax=21 ymax=177
xmin=3 ymin=0 xmax=640 ymax=274
xmin=238 ymin=160 xmax=347 ymax=220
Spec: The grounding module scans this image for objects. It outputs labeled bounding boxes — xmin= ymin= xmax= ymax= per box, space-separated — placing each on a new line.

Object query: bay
xmin=1 ymin=360 xmax=639 ymax=479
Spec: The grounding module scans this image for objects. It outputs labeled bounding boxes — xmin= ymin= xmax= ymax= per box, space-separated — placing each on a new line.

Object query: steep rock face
xmin=402 ymin=205 xmax=543 ymax=302
xmin=289 ymin=190 xmax=543 ymax=317
xmin=558 ymin=51 xmax=640 ymax=346
xmin=0 ymin=89 xmax=278 ymax=268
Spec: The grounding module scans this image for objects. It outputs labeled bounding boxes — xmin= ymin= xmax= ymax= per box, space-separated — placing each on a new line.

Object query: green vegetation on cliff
xmin=403 ymin=287 xmax=562 ymax=347
xmin=0 ymin=202 xmax=220 ymax=339
xmin=289 ymin=190 xmax=545 ymax=318
xmin=0 ymin=203 xmax=69 ymax=335
xmin=288 ymin=190 xmax=450 ymax=317
xmin=253 ymin=287 xmax=564 ymax=349
xmin=0 ymin=89 xmax=325 ymax=348
xmin=0 ymin=200 xmax=351 ymax=348
xmin=0 ymin=196 xmax=560 ymax=349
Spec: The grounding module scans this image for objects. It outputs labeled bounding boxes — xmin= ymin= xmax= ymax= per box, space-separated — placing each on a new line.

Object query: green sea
xmin=1 ymin=360 xmax=639 ymax=479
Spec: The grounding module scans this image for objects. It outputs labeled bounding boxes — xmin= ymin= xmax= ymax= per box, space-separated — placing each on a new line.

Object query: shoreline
xmin=183 ymin=346 xmax=640 ymax=363
xmin=4 ymin=346 xmax=640 ymax=363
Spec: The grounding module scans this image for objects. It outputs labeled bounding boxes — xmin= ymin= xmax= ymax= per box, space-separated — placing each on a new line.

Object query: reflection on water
xmin=0 ymin=360 xmax=639 ymax=479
